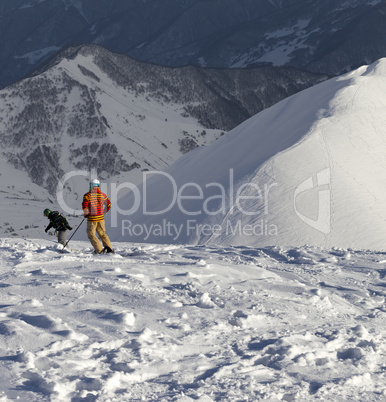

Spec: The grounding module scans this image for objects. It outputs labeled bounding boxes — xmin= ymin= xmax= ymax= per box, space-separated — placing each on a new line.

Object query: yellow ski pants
xmin=86 ymin=220 xmax=112 ymax=254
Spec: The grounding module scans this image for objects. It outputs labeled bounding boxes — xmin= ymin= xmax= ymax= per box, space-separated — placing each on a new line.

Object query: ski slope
xmin=0 ymin=238 xmax=385 ymax=401
xmin=108 ymin=58 xmax=386 ymax=250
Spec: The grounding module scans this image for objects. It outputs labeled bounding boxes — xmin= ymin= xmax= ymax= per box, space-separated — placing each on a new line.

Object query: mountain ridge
xmin=1 ymin=0 xmax=385 ymax=87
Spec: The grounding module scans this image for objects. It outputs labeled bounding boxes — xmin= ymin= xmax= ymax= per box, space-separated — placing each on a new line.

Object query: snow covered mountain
xmin=107 ymin=58 xmax=386 ymax=250
xmin=1 ymin=0 xmax=385 ymax=87
xmin=0 ymin=44 xmax=324 ymax=239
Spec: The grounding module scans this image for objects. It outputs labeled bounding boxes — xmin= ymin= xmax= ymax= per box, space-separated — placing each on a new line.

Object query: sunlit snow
xmin=0 ymin=238 xmax=385 ymax=400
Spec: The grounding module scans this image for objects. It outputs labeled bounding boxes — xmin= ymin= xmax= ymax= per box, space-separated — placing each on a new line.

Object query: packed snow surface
xmin=0 ymin=238 xmax=385 ymax=401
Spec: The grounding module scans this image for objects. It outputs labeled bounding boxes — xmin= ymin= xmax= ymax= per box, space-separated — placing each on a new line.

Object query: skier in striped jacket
xmin=82 ymin=178 xmax=114 ymax=254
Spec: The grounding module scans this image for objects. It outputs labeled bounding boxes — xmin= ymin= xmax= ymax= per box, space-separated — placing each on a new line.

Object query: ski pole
xmin=61 ymin=217 xmax=85 ymax=253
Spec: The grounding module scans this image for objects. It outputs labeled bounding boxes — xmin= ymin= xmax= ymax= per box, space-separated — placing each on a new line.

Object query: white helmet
xmin=90 ymin=178 xmax=100 ymax=189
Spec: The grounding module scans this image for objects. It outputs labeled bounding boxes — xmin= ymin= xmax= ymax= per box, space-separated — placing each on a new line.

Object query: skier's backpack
xmin=50 ymin=211 xmax=70 ymax=231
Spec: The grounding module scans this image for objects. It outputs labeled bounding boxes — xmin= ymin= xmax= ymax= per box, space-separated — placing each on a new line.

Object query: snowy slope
xmin=108 ymin=59 xmax=386 ymax=250
xmin=0 ymin=238 xmax=385 ymax=401
xmin=0 ymin=157 xmax=55 ymax=239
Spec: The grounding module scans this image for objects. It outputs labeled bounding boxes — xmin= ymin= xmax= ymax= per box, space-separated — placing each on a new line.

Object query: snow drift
xmin=108 ymin=58 xmax=386 ymax=250
xmin=1 ymin=238 xmax=386 ymax=400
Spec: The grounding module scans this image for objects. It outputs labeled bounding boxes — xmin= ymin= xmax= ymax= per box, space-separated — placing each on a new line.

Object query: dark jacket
xmin=45 ymin=211 xmax=72 ymax=232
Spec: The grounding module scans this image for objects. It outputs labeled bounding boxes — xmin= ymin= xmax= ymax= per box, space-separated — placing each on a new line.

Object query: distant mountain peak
xmin=1 ymin=0 xmax=385 ymax=87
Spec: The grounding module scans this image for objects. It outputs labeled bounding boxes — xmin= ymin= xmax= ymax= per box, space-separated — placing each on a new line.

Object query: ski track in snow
xmin=0 ymin=239 xmax=385 ymax=401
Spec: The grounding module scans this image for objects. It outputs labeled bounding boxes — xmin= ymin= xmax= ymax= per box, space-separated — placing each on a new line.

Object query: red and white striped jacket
xmin=82 ymin=187 xmax=111 ymax=222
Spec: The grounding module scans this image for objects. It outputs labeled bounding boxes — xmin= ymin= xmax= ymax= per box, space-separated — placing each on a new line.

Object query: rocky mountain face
xmin=0 ymin=0 xmax=385 ymax=88
xmin=0 ymin=45 xmax=325 ymax=207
